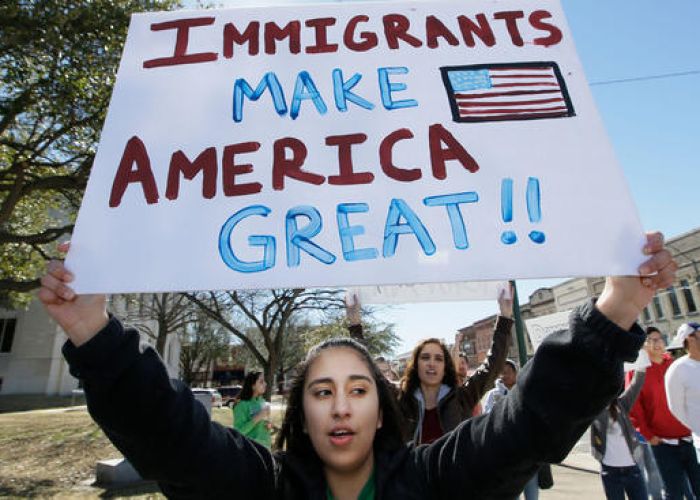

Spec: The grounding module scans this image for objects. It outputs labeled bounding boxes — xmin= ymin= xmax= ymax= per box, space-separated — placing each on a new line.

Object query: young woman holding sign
xmin=39 ymin=233 xmax=675 ymax=499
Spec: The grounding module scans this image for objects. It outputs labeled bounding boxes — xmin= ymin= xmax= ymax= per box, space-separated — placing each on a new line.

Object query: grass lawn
xmin=0 ymin=403 xmax=283 ymax=498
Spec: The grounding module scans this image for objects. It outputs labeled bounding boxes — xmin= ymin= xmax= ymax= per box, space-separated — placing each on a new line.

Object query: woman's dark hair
xmin=240 ymin=371 xmax=263 ymax=401
xmin=399 ymin=338 xmax=457 ymax=397
xmin=396 ymin=338 xmax=457 ymax=440
xmin=275 ymin=338 xmax=404 ymax=459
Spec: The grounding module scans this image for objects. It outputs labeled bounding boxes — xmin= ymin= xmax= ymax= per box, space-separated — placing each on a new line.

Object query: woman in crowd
xmin=590 ymin=349 xmax=650 ymax=500
xmin=397 ymin=289 xmax=513 ymax=444
xmin=38 ymin=233 xmax=675 ymax=499
xmin=233 ymin=371 xmax=272 ymax=448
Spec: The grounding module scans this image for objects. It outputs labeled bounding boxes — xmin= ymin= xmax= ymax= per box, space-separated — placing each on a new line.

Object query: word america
xmin=109 ymin=124 xmax=479 ymax=207
xmin=143 ymin=9 xmax=563 ymax=68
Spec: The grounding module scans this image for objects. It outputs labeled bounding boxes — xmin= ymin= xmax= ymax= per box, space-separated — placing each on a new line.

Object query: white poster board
xmin=67 ymin=0 xmax=645 ymax=294
xmin=525 ymin=309 xmax=571 ymax=351
xmin=351 ymin=281 xmax=507 ymax=304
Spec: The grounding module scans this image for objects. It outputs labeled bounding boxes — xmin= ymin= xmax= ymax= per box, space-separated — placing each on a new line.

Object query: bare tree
xmin=185 ymin=289 xmax=344 ymax=399
xmin=179 ymin=311 xmax=231 ymax=387
xmin=118 ymin=292 xmax=197 ymax=356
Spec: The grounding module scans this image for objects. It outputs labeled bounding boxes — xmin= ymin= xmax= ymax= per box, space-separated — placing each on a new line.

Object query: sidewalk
xmin=540 ymin=461 xmax=604 ymax=499
xmin=541 ymin=430 xmax=605 ymax=499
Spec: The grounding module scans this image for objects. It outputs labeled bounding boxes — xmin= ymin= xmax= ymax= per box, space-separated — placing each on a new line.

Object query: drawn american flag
xmin=440 ymin=62 xmax=575 ymax=123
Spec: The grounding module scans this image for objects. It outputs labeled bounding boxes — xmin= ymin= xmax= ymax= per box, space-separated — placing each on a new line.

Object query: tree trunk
xmin=264 ymin=353 xmax=277 ymax=401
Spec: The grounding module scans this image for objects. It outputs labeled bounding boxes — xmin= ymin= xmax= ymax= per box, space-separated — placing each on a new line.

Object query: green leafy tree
xmin=0 ymin=0 xmax=177 ymax=305
xmin=299 ymin=317 xmax=400 ymax=358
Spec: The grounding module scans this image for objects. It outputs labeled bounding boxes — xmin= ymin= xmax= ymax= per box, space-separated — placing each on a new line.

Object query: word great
xmin=108 ymin=124 xmax=480 ymax=207
xmin=143 ymin=9 xmax=563 ymax=68
xmin=219 ymin=193 xmax=479 ymax=273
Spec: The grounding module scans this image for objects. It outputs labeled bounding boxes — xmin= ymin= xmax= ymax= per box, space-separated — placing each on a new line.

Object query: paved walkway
xmin=541 ymin=430 xmax=606 ymax=499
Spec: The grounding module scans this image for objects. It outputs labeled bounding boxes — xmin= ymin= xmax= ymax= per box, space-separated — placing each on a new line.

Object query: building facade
xmin=0 ymin=294 xmax=181 ymax=395
xmin=457 ymin=227 xmax=700 ymax=365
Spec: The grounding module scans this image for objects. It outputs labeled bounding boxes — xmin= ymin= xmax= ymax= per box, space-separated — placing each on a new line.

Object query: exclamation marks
xmin=526 ymin=177 xmax=545 ymax=244
xmin=500 ymin=178 xmax=517 ymax=244
xmin=500 ymin=177 xmax=546 ymax=245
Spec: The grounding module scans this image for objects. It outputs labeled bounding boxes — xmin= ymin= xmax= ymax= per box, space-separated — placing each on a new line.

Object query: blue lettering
xmin=383 ymin=198 xmax=435 ymax=257
xmin=218 ymin=205 xmax=276 ymax=273
xmin=232 ymin=72 xmax=287 ymax=123
xmin=286 ymin=205 xmax=336 ymax=266
xmin=378 ymin=67 xmax=418 ymax=110
xmin=423 ymin=192 xmax=478 ymax=250
xmin=290 ymin=71 xmax=328 ymax=120
xmin=337 ymin=203 xmax=378 ymax=261
xmin=332 ymin=69 xmax=375 ymax=112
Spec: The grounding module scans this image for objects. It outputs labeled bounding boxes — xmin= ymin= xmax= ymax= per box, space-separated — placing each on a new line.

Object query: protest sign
xmin=67 ymin=0 xmax=645 ymax=294
xmin=525 ymin=310 xmax=571 ymax=351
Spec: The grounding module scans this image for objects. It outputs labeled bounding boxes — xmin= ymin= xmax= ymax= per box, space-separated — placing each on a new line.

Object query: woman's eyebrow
xmin=307 ymin=374 xmax=372 ymax=388
xmin=307 ymin=377 xmax=334 ymax=389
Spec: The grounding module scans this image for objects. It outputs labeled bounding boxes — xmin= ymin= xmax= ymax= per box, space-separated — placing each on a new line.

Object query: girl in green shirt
xmin=233 ymin=371 xmax=272 ymax=448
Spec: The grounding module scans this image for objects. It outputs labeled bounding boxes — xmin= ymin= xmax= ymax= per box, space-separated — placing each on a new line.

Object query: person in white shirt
xmin=591 ymin=350 xmax=650 ymax=500
xmin=665 ymin=322 xmax=700 ymax=465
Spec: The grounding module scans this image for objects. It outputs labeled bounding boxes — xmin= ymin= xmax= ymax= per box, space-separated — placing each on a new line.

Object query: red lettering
xmin=109 ymin=136 xmax=159 ymax=207
xmin=326 ymin=134 xmax=374 ymax=185
xmin=272 ymin=138 xmax=324 ymax=190
xmin=457 ymin=14 xmax=495 ymax=47
xmin=344 ymin=15 xmax=379 ymax=52
xmin=428 ymin=124 xmax=479 ymax=180
xmin=305 ymin=18 xmax=339 ymax=54
xmin=493 ymin=11 xmax=525 ymax=47
xmin=382 ymin=14 xmax=422 ymax=49
xmin=425 ymin=15 xmax=459 ymax=48
xmin=222 ymin=142 xmax=262 ymax=197
xmin=379 ymin=129 xmax=421 ymax=182
xmin=143 ymin=17 xmax=218 ymax=69
xmin=166 ymin=148 xmax=217 ymax=200
xmin=265 ymin=21 xmax=301 ymax=55
xmin=529 ymin=10 xmax=562 ymax=47
xmin=223 ymin=22 xmax=260 ymax=58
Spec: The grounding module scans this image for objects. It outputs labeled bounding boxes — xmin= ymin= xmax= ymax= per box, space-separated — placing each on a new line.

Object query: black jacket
xmin=63 ymin=300 xmax=643 ymax=499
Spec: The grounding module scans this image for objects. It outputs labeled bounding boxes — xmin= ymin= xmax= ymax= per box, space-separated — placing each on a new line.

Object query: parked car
xmin=217 ymin=385 xmax=243 ymax=407
xmin=191 ymin=388 xmax=223 ymax=408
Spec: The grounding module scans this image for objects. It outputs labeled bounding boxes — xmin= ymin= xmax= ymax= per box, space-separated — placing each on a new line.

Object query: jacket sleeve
xmin=627 ymin=370 xmax=654 ymax=440
xmin=481 ymin=387 xmax=499 ymax=415
xmin=619 ymin=370 xmax=646 ymax=413
xmin=412 ymin=300 xmax=644 ymax=499
xmin=665 ymin=362 xmax=692 ymax=430
xmin=459 ymin=316 xmax=513 ymax=406
xmin=62 ymin=316 xmax=277 ymax=499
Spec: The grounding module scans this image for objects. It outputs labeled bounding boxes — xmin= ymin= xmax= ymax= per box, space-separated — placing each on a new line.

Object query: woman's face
xmin=253 ymin=374 xmax=267 ymax=397
xmin=302 ymin=347 xmax=382 ymax=474
xmin=417 ymin=342 xmax=445 ymax=388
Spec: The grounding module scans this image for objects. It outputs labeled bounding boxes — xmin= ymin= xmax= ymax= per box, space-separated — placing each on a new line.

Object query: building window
xmin=667 ymin=287 xmax=682 ymax=317
xmin=0 ymin=318 xmax=17 ymax=353
xmin=653 ymin=295 xmax=665 ymax=320
xmin=642 ymin=306 xmax=651 ymax=322
xmin=681 ymin=279 xmax=697 ymax=314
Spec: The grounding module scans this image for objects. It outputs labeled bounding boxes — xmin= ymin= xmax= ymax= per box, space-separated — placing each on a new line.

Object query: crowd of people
xmin=38 ymin=233 xmax=686 ymax=499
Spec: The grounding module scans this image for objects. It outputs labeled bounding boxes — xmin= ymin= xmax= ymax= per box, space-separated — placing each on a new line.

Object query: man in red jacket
xmin=627 ymin=326 xmax=700 ymax=499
